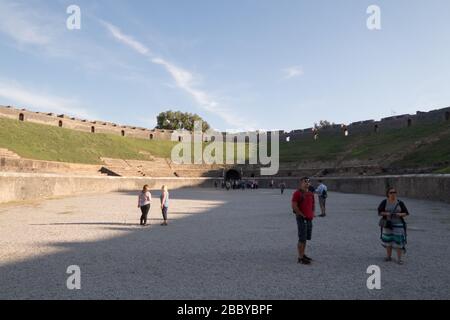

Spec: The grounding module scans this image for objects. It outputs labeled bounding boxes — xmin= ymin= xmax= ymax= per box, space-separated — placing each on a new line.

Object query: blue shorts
xmin=296 ymin=216 xmax=313 ymax=243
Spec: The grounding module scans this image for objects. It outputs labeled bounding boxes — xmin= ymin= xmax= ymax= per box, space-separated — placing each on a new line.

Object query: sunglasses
xmin=389 ymin=191 xmax=397 ymax=194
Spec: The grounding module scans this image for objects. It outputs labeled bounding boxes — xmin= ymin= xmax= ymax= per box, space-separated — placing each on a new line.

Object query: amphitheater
xmin=1 ymin=104 xmax=450 ymax=300
xmin=1 ymin=104 xmax=450 ymax=204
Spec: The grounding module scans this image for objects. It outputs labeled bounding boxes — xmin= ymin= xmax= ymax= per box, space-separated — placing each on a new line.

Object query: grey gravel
xmin=0 ymin=188 xmax=449 ymax=300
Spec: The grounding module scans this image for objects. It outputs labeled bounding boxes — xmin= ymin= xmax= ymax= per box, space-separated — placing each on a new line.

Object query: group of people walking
xmin=215 ymin=179 xmax=259 ymax=190
xmin=137 ymin=185 xmax=170 ymax=227
xmin=291 ymin=177 xmax=409 ymax=265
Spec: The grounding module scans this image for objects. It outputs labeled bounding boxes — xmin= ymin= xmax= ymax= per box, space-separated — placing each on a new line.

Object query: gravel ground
xmin=0 ymin=188 xmax=449 ymax=300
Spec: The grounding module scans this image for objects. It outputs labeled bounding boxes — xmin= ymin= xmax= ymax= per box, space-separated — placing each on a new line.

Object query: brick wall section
xmin=0 ymin=105 xmax=193 ymax=141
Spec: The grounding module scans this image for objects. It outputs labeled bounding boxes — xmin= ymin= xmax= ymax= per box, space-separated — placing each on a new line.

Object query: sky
xmin=0 ymin=0 xmax=450 ymax=132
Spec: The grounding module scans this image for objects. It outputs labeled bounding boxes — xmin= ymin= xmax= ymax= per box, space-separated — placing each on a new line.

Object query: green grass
xmin=279 ymin=134 xmax=349 ymax=162
xmin=279 ymin=122 xmax=450 ymax=168
xmin=0 ymin=118 xmax=176 ymax=164
xmin=0 ymin=117 xmax=255 ymax=164
xmin=1 ymin=117 xmax=449 ymax=169
xmin=434 ymin=167 xmax=450 ymax=174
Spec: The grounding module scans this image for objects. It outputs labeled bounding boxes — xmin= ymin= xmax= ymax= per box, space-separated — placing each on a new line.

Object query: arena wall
xmin=2 ymin=104 xmax=449 ymax=143
xmin=0 ymin=105 xmax=195 ymax=142
xmin=1 ymin=173 xmax=449 ymax=204
xmin=252 ymin=175 xmax=450 ymax=204
xmin=0 ymin=172 xmax=213 ymax=204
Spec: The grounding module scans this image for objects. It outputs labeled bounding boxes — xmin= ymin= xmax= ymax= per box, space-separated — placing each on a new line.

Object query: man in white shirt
xmin=315 ymin=180 xmax=328 ymax=217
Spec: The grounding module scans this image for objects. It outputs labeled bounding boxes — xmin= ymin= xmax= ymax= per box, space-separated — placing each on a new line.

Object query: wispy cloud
xmin=0 ymin=80 xmax=93 ymax=119
xmin=0 ymin=0 xmax=54 ymax=46
xmin=283 ymin=66 xmax=304 ymax=79
xmin=102 ymin=21 xmax=151 ymax=56
xmin=102 ymin=21 xmax=251 ymax=129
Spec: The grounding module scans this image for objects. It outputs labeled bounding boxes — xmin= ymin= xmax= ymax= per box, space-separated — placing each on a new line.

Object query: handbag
xmin=378 ymin=201 xmax=399 ymax=229
xmin=378 ymin=218 xmax=392 ymax=229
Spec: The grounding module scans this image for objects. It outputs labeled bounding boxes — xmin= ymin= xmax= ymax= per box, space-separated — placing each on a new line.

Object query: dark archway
xmin=225 ymin=169 xmax=241 ymax=181
xmin=19 ymin=113 xmax=24 ymax=121
xmin=91 ymin=126 xmax=95 ymax=133
xmin=407 ymin=119 xmax=412 ymax=127
xmin=150 ymin=134 xmax=154 ymax=140
xmin=374 ymin=124 xmax=379 ymax=133
xmin=58 ymin=120 xmax=63 ymax=128
xmin=121 ymin=130 xmax=125 ymax=137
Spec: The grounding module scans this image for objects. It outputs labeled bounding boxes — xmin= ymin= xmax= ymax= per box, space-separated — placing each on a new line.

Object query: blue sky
xmin=0 ymin=0 xmax=450 ymax=131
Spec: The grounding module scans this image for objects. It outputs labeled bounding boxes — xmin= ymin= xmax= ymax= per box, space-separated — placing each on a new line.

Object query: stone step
xmin=0 ymin=148 xmax=21 ymax=159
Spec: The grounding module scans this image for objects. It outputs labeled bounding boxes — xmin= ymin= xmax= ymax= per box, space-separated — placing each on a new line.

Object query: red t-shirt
xmin=292 ymin=190 xmax=315 ymax=220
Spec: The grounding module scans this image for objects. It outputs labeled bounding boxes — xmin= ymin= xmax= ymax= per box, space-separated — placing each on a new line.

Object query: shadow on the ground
xmin=0 ymin=188 xmax=297 ymax=300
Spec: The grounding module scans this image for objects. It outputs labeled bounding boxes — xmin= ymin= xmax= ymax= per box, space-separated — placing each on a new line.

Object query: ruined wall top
xmin=1 ymin=104 xmax=449 ymax=141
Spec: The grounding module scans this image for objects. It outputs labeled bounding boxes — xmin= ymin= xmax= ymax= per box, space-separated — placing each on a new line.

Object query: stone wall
xmin=0 ymin=157 xmax=104 ymax=175
xmin=279 ymin=106 xmax=450 ymax=142
xmin=0 ymin=105 xmax=193 ymax=141
xmin=2 ymin=104 xmax=449 ymax=143
xmin=251 ymin=175 xmax=450 ymax=204
xmin=1 ymin=173 xmax=448 ymax=204
xmin=0 ymin=172 xmax=213 ymax=204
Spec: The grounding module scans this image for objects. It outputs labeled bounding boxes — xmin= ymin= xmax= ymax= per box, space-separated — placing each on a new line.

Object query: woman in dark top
xmin=378 ymin=187 xmax=409 ymax=265
xmin=138 ymin=185 xmax=151 ymax=226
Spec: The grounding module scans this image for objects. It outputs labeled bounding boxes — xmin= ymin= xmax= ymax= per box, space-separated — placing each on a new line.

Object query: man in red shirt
xmin=292 ymin=177 xmax=315 ymax=265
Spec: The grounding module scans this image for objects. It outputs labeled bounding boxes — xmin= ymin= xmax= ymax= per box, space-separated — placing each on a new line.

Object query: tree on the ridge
xmin=314 ymin=120 xmax=334 ymax=130
xmin=156 ymin=111 xmax=210 ymax=132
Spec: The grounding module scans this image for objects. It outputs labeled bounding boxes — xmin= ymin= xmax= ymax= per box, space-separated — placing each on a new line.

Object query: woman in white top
xmin=160 ymin=185 xmax=170 ymax=226
xmin=138 ymin=185 xmax=152 ymax=226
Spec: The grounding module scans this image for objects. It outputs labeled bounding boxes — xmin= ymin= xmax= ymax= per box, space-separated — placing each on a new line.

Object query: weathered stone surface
xmin=0 ymin=173 xmax=213 ymax=204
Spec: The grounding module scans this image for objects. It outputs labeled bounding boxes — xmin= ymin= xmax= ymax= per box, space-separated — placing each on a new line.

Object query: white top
xmin=315 ymin=183 xmax=327 ymax=195
xmin=138 ymin=191 xmax=152 ymax=207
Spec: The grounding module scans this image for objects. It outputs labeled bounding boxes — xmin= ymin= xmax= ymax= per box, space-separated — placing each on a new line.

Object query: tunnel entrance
xmin=225 ymin=169 xmax=241 ymax=181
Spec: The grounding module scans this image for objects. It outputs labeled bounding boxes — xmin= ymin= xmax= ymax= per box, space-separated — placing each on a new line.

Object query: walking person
xmin=138 ymin=185 xmax=152 ymax=226
xmin=292 ymin=177 xmax=316 ymax=265
xmin=280 ymin=182 xmax=286 ymax=195
xmin=160 ymin=185 xmax=170 ymax=226
xmin=315 ymin=180 xmax=328 ymax=217
xmin=378 ymin=187 xmax=409 ymax=265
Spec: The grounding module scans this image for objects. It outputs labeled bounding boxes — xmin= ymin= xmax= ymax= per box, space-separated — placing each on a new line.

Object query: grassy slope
xmin=279 ymin=122 xmax=450 ymax=169
xmin=0 ymin=118 xmax=254 ymax=164
xmin=0 ymin=118 xmax=176 ymax=164
xmin=1 ymin=117 xmax=449 ymax=169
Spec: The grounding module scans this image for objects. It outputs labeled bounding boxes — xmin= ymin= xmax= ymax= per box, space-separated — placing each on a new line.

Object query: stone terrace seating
xmin=101 ymin=157 xmax=225 ymax=177
xmin=1 ymin=155 xmax=105 ymax=176
xmin=100 ymin=158 xmax=146 ymax=177
xmin=0 ymin=148 xmax=21 ymax=159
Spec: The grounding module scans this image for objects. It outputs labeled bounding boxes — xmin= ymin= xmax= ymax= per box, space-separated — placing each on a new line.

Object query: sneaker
xmin=384 ymin=257 xmax=392 ymax=262
xmin=298 ymin=257 xmax=311 ymax=265
xmin=303 ymin=255 xmax=313 ymax=262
